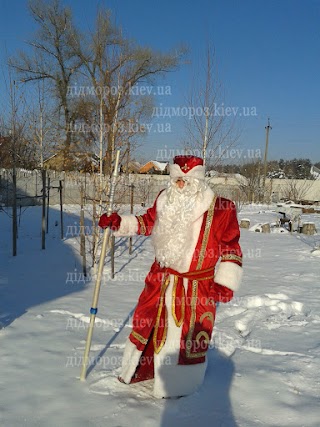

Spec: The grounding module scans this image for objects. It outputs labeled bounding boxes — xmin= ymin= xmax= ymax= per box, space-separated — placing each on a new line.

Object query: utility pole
xmin=262 ymin=118 xmax=272 ymax=199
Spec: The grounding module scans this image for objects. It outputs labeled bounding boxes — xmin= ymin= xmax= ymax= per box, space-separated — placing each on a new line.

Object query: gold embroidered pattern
xmin=200 ymin=311 xmax=214 ymax=325
xmin=197 ymin=197 xmax=216 ymax=269
xmin=136 ymin=215 xmax=146 ymax=235
xmin=185 ymin=279 xmax=200 ymax=358
xmin=186 ymin=197 xmax=217 ymax=359
xmin=195 ymin=331 xmax=210 ymax=347
xmin=131 ymin=330 xmax=148 ymax=345
xmin=172 ymin=275 xmax=185 ymax=327
xmin=153 ymin=275 xmax=170 ymax=354
xmin=221 ymin=254 xmax=243 ymax=264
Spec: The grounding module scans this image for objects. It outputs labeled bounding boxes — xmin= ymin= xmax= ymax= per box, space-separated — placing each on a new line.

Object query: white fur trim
xmin=113 ymin=215 xmax=138 ymax=237
xmin=177 ymin=216 xmax=202 ymax=272
xmin=214 ymin=261 xmax=243 ymax=291
xmin=153 ymin=276 xmax=207 ymax=398
xmin=154 ymin=188 xmax=215 ymax=272
xmin=170 ymin=163 xmax=205 ymax=180
xmin=120 ymin=339 xmax=143 ymax=384
xmin=154 ymin=359 xmax=207 ymax=398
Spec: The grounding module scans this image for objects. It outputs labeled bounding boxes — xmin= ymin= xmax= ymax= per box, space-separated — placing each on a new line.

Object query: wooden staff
xmin=80 ymin=186 xmax=87 ymax=277
xmin=129 ymin=184 xmax=134 ymax=255
xmin=80 ymin=150 xmax=120 ymax=381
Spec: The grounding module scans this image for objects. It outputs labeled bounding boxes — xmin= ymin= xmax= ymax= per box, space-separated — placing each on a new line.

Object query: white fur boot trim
xmin=153 ymin=358 xmax=207 ymax=398
xmin=120 ymin=339 xmax=143 ymax=384
xmin=153 ymin=275 xmax=207 ymax=398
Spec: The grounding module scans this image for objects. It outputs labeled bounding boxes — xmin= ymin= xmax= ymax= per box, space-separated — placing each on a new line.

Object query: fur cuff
xmin=214 ymin=261 xmax=243 ymax=291
xmin=120 ymin=339 xmax=143 ymax=384
xmin=113 ymin=215 xmax=138 ymax=237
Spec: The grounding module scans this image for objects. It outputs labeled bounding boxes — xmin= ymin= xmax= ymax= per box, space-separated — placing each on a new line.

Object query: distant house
xmin=139 ymin=161 xmax=169 ymax=174
xmin=121 ymin=161 xmax=141 ymax=174
xmin=43 ymin=150 xmax=99 ymax=172
xmin=207 ymin=171 xmax=248 ymax=186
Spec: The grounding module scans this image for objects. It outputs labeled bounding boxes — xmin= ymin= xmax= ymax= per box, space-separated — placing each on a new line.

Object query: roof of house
xmin=140 ymin=160 xmax=168 ymax=172
xmin=207 ymin=171 xmax=248 ymax=185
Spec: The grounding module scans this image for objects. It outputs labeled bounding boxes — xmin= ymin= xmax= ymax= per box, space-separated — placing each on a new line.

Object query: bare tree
xmin=69 ymin=8 xmax=184 ymax=174
xmin=29 ymin=80 xmax=56 ymax=168
xmin=237 ymin=161 xmax=258 ymax=203
xmin=0 ymin=77 xmax=37 ymax=170
xmin=183 ymin=44 xmax=240 ymax=166
xmin=10 ymin=0 xmax=184 ymax=173
xmin=9 ymin=0 xmax=82 ymax=168
xmin=281 ymin=179 xmax=315 ymax=203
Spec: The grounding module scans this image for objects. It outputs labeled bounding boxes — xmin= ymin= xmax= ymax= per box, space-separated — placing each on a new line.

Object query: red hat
xmin=170 ymin=155 xmax=205 ymax=180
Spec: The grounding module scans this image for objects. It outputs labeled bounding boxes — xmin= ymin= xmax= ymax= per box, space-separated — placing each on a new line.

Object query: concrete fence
xmin=1 ymin=168 xmax=319 ymax=208
xmin=0 ymin=169 xmax=170 ymax=208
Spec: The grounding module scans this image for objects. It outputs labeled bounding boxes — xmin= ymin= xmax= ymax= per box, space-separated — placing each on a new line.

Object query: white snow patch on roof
xmin=150 ymin=161 xmax=168 ymax=171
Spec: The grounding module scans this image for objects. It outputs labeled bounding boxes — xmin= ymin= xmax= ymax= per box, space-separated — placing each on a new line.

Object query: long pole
xmin=80 ymin=150 xmax=120 ymax=381
xmin=11 ymin=80 xmax=17 ymax=256
xmin=262 ymin=118 xmax=272 ymax=198
xmin=80 ymin=186 xmax=87 ymax=277
xmin=92 ymin=198 xmax=97 ymax=267
xmin=92 ymin=97 xmax=104 ymax=274
xmin=46 ymin=176 xmax=50 ymax=233
xmin=129 ymin=184 xmax=134 ymax=255
xmin=41 ymin=169 xmax=46 ymax=250
xmin=12 ymin=168 xmax=17 ymax=256
xmin=59 ymin=180 xmax=64 ymax=239
xmin=111 ymin=235 xmax=115 ymax=279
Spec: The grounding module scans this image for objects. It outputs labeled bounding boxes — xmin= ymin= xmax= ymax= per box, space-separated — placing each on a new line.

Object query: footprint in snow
xmin=230 ymin=294 xmax=306 ymax=337
xmin=89 ymin=370 xmax=156 ymax=401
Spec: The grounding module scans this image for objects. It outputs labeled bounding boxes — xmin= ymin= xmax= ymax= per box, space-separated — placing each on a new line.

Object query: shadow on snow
xmin=160 ymin=348 xmax=238 ymax=427
xmin=0 ymin=202 xmax=88 ymax=328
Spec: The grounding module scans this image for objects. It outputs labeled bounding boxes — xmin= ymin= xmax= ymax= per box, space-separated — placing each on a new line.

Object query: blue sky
xmin=1 ymin=0 xmax=320 ymax=163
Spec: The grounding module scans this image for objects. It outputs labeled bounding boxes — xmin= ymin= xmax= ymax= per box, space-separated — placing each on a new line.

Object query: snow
xmin=151 ymin=161 xmax=168 ymax=171
xmin=310 ymin=165 xmax=320 ymax=180
xmin=1 ymin=203 xmax=320 ymax=426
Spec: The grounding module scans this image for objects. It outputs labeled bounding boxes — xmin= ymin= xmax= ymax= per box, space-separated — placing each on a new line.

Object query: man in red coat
xmin=99 ymin=155 xmax=243 ymax=398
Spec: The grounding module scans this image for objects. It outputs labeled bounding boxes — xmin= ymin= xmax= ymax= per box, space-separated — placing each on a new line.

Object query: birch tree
xmin=183 ymin=44 xmax=239 ymax=167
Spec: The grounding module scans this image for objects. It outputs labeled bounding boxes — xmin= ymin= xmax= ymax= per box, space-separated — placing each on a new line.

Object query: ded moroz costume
xmin=99 ymin=155 xmax=243 ymax=398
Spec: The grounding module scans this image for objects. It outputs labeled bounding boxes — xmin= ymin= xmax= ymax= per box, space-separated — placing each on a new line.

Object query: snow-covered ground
xmin=0 ymin=203 xmax=320 ymax=427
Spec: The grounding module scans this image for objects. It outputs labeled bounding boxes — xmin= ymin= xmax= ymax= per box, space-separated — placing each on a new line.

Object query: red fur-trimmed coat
xmin=114 ymin=187 xmax=243 ymax=384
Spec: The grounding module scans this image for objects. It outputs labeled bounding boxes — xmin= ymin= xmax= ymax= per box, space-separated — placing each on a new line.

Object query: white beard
xmin=151 ymin=178 xmax=206 ymax=271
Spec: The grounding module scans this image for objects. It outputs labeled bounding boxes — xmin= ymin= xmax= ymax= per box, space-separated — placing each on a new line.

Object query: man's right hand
xmin=98 ymin=212 xmax=121 ymax=231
